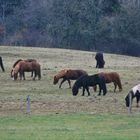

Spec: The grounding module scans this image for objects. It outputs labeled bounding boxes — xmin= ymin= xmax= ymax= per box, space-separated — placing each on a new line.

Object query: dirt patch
xmin=0 ymin=95 xmax=139 ymax=116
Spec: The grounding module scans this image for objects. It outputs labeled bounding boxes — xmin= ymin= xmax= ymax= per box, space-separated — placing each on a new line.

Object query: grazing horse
xmin=53 ymin=69 xmax=88 ymax=88
xmin=11 ymin=59 xmax=36 ymax=79
xmin=72 ymin=74 xmax=107 ymax=96
xmin=94 ymin=72 xmax=122 ymax=92
xmin=125 ymin=84 xmax=140 ymax=108
xmin=0 ymin=56 xmax=5 ymax=72
xmin=11 ymin=60 xmax=41 ymax=80
xmin=95 ymin=52 xmax=105 ymax=68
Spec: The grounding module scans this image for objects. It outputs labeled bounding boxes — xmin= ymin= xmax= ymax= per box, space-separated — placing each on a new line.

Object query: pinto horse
xmin=94 ymin=72 xmax=122 ymax=92
xmin=125 ymin=84 xmax=140 ymax=108
xmin=72 ymin=74 xmax=107 ymax=96
xmin=0 ymin=56 xmax=5 ymax=72
xmin=53 ymin=69 xmax=88 ymax=88
xmin=11 ymin=60 xmax=41 ymax=80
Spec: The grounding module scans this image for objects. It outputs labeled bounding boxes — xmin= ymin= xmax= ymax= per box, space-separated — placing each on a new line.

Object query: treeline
xmin=0 ymin=0 xmax=140 ymax=56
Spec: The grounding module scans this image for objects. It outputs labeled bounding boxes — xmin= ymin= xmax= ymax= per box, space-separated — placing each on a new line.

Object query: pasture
xmin=0 ymin=46 xmax=140 ymax=140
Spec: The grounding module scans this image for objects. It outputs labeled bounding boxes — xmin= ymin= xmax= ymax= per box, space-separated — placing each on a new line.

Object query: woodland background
xmin=0 ymin=0 xmax=140 ymax=56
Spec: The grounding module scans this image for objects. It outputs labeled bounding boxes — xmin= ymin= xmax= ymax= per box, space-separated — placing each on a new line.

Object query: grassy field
xmin=0 ymin=46 xmax=140 ymax=140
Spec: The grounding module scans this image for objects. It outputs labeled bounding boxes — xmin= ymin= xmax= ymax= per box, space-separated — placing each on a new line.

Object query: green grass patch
xmin=0 ymin=113 xmax=139 ymax=140
xmin=0 ymin=46 xmax=140 ymax=139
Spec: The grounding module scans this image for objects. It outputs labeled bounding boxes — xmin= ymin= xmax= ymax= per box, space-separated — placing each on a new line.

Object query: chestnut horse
xmin=53 ymin=69 xmax=88 ymax=88
xmin=11 ymin=60 xmax=41 ymax=80
xmin=94 ymin=72 xmax=122 ymax=92
xmin=11 ymin=59 xmax=36 ymax=79
xmin=72 ymin=74 xmax=107 ymax=96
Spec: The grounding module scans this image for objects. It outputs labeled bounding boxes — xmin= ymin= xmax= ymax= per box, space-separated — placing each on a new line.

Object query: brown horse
xmin=53 ymin=69 xmax=88 ymax=88
xmin=11 ymin=59 xmax=36 ymax=79
xmin=11 ymin=60 xmax=41 ymax=80
xmin=94 ymin=72 xmax=122 ymax=92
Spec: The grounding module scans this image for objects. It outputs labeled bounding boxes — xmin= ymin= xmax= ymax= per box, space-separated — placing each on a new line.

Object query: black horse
xmin=72 ymin=74 xmax=107 ymax=96
xmin=95 ymin=52 xmax=105 ymax=68
xmin=0 ymin=56 xmax=5 ymax=72
xmin=125 ymin=84 xmax=140 ymax=107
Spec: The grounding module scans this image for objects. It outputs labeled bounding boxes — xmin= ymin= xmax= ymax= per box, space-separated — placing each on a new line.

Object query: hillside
xmin=0 ymin=46 xmax=140 ymax=115
xmin=1 ymin=0 xmax=140 ymax=56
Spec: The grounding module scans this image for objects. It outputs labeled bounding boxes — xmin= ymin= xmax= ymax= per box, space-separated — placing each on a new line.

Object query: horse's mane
xmin=12 ymin=59 xmax=23 ymax=68
xmin=55 ymin=69 xmax=69 ymax=78
xmin=25 ymin=59 xmax=36 ymax=62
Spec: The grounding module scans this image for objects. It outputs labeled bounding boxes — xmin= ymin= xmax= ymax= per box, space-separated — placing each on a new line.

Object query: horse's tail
xmin=116 ymin=75 xmax=122 ymax=91
xmin=38 ymin=64 xmax=41 ymax=80
xmin=13 ymin=59 xmax=23 ymax=68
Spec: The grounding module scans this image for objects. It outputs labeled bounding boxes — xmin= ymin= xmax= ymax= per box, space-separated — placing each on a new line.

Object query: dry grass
xmin=0 ymin=46 xmax=140 ymax=116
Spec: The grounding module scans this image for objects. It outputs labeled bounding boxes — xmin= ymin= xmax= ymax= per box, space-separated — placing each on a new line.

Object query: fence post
xmin=26 ymin=95 xmax=31 ymax=114
xmin=128 ymin=93 xmax=132 ymax=114
xmin=20 ymin=97 xmax=23 ymax=112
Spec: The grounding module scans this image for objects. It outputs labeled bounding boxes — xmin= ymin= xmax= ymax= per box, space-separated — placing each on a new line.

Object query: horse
xmin=95 ymin=52 xmax=105 ymax=68
xmin=11 ymin=60 xmax=41 ymax=80
xmin=72 ymin=74 xmax=107 ymax=96
xmin=125 ymin=84 xmax=140 ymax=108
xmin=94 ymin=72 xmax=122 ymax=92
xmin=11 ymin=59 xmax=36 ymax=79
xmin=53 ymin=69 xmax=88 ymax=88
xmin=0 ymin=56 xmax=5 ymax=72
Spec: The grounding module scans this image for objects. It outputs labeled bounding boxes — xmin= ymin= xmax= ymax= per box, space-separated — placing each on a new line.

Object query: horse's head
xmin=72 ymin=85 xmax=79 ymax=96
xmin=125 ymin=91 xmax=134 ymax=107
xmin=11 ymin=68 xmax=18 ymax=80
xmin=11 ymin=69 xmax=14 ymax=78
xmin=125 ymin=94 xmax=130 ymax=107
xmin=53 ymin=76 xmax=59 ymax=85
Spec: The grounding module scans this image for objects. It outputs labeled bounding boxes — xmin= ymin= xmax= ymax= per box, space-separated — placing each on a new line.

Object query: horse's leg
xmin=67 ymin=79 xmax=71 ymax=88
xmin=86 ymin=87 xmax=90 ymax=96
xmin=59 ymin=78 xmax=66 ymax=88
xmin=113 ymin=82 xmax=117 ymax=92
xmin=19 ymin=71 xmax=22 ymax=80
xmin=38 ymin=70 xmax=41 ymax=80
xmin=136 ymin=91 xmax=140 ymax=107
xmin=33 ymin=71 xmax=37 ymax=80
xmin=103 ymin=83 xmax=107 ymax=96
xmin=136 ymin=96 xmax=140 ymax=107
xmin=31 ymin=71 xmax=33 ymax=77
xmin=23 ymin=72 xmax=26 ymax=80
xmin=97 ymin=84 xmax=101 ymax=96
xmin=82 ymin=87 xmax=85 ymax=96
xmin=93 ymin=85 xmax=97 ymax=92
xmin=98 ymin=75 xmax=107 ymax=96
